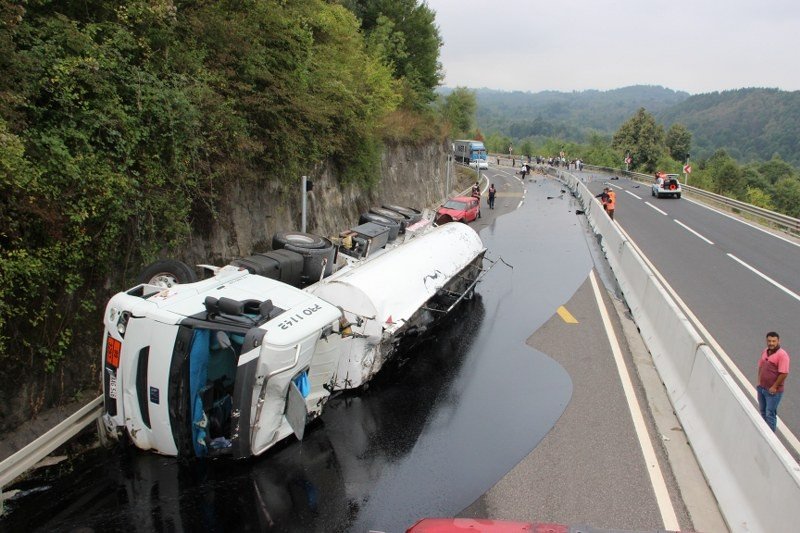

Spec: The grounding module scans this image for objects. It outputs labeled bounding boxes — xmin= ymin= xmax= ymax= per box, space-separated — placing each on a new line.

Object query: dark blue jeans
xmin=757 ymin=385 xmax=783 ymax=431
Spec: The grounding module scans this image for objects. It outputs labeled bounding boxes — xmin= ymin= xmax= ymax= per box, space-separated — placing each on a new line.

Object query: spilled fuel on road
xmin=2 ymin=178 xmax=596 ymax=532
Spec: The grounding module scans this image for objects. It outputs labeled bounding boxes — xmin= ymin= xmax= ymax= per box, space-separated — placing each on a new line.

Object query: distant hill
xmin=443 ymin=85 xmax=800 ymax=166
xmin=656 ymin=88 xmax=800 ymax=166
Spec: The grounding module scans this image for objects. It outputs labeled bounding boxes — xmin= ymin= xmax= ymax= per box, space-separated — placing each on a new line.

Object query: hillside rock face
xmin=183 ymin=141 xmax=455 ymax=265
xmin=1 ymin=141 xmax=471 ymax=440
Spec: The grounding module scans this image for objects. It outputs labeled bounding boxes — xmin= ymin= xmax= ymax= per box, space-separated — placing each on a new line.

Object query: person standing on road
xmin=606 ymin=188 xmax=616 ymax=220
xmin=595 ymin=188 xmax=609 ymax=210
xmin=757 ymin=331 xmax=790 ymax=432
xmin=472 ymin=181 xmax=482 ymax=218
xmin=595 ymin=187 xmax=615 ymax=219
xmin=488 ymin=183 xmax=496 ymax=209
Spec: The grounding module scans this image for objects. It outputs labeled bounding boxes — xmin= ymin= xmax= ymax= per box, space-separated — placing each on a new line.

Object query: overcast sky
xmin=425 ymin=0 xmax=800 ymax=94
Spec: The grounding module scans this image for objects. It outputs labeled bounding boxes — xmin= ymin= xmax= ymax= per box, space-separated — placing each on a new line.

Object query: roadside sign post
xmin=625 ymin=155 xmax=632 ymax=172
xmin=301 ymin=175 xmax=308 ymax=232
xmin=445 ymin=144 xmax=453 ymax=195
xmin=683 ymin=161 xmax=692 ymax=185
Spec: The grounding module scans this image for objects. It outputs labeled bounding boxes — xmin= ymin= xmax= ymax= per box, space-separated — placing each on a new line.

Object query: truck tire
xmin=272 ymin=231 xmax=328 ymax=250
xmin=284 ymin=240 xmax=335 ymax=284
xmin=369 ymin=207 xmax=408 ymax=233
xmin=136 ymin=259 xmax=198 ymax=287
xmin=359 ymin=212 xmax=400 ymax=241
xmin=381 ymin=205 xmax=422 ymax=224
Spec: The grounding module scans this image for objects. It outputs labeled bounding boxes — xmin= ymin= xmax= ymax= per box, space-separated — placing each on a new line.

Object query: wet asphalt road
xmin=2 ymin=167 xmax=695 ymax=532
xmin=580 ymin=171 xmax=800 ymax=448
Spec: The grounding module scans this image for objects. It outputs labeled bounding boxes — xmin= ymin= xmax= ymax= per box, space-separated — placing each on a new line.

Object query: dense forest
xmin=458 ymin=85 xmax=800 ymax=167
xmin=0 ymin=0 xmax=452 ymax=416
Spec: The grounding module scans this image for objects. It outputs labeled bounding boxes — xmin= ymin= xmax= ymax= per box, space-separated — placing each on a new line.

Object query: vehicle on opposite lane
xmin=652 ymin=173 xmax=682 ymax=199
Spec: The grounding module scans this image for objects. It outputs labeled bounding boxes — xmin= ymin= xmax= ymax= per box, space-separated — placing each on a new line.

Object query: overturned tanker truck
xmin=101 ymin=211 xmax=488 ymax=459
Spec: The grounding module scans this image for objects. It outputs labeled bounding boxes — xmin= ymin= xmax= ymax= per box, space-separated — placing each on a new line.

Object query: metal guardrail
xmin=0 ymin=395 xmax=103 ymax=489
xmin=583 ymin=164 xmax=800 ymax=236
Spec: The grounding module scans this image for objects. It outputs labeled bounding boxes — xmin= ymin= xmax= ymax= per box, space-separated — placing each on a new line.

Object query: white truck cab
xmin=102 ymin=265 xmax=345 ymax=459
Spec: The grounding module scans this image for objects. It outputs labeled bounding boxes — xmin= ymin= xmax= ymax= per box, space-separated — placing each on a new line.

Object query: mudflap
xmin=285 ymin=380 xmax=308 ymax=441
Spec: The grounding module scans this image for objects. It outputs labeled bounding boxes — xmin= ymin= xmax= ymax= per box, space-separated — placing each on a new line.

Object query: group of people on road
xmin=472 ymin=181 xmax=497 ymax=212
xmin=595 ymin=186 xmax=616 ymax=220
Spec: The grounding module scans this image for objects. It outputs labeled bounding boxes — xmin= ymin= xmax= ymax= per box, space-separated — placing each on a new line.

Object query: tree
xmin=440 ymin=87 xmax=476 ymax=138
xmin=483 ymin=131 xmax=512 ymax=154
xmin=612 ymin=108 xmax=665 ymax=172
xmin=665 ymin=123 xmax=692 ymax=162
xmin=582 ymin=132 xmax=621 ymax=167
xmin=705 ymin=150 xmax=745 ymax=196
xmin=346 ymin=0 xmax=443 ymax=107
xmin=757 ymin=155 xmax=796 ymax=184
xmin=773 ymin=178 xmax=800 ymax=218
xmin=745 ymin=187 xmax=775 ymax=210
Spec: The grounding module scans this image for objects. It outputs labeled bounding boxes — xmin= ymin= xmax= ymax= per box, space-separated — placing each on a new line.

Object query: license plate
xmin=108 ymin=372 xmax=118 ymax=400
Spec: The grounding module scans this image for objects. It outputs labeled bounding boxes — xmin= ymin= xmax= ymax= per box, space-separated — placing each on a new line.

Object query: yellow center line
xmin=557 ymin=305 xmax=579 ymax=324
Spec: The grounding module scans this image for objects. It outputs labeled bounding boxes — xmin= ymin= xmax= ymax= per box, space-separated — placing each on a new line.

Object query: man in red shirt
xmin=757 ymin=331 xmax=791 ymax=431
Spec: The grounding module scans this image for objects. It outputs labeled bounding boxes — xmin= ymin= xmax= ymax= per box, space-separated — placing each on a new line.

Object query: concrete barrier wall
xmin=554 ymin=169 xmax=800 ymax=532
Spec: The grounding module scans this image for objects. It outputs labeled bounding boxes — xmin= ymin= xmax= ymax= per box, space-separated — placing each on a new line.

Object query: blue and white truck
xmin=453 ymin=139 xmax=488 ymax=165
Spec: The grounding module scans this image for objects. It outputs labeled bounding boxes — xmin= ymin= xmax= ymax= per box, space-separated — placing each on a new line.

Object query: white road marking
xmin=625 ymin=190 xmax=642 ymax=200
xmin=645 ymin=202 xmax=668 ymax=216
xmin=608 ymin=183 xmax=624 ymax=190
xmin=674 ymin=220 xmax=714 ymax=245
xmin=616 ymin=225 xmax=800 ymax=454
xmin=517 ymin=200 xmax=524 ymax=208
xmin=685 ymin=198 xmax=800 ymax=250
xmin=588 ymin=271 xmax=681 ymax=531
xmin=727 ymin=254 xmax=800 ymax=303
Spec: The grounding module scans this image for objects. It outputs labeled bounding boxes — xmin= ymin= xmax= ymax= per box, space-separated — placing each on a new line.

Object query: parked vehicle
xmin=101 ymin=209 xmax=488 ymax=459
xmin=453 ymin=139 xmax=488 ymax=165
xmin=469 ymin=159 xmax=488 ymax=170
xmin=652 ymin=172 xmax=682 ymax=199
xmin=435 ymin=196 xmax=481 ymax=225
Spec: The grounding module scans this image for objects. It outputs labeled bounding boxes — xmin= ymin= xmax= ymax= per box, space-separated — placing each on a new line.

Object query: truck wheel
xmin=136 ymin=259 xmax=197 ymax=287
xmin=272 ymin=231 xmax=328 ymax=250
xmin=381 ymin=205 xmax=422 ymax=224
xmin=359 ymin=212 xmax=400 ymax=241
xmin=285 ymin=240 xmax=335 ymax=284
xmin=369 ymin=207 xmax=408 ymax=232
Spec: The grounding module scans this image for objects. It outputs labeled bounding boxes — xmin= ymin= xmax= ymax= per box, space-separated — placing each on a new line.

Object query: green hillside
xmin=458 ymin=85 xmax=800 ymax=166
xmin=657 ymin=88 xmax=800 ymax=166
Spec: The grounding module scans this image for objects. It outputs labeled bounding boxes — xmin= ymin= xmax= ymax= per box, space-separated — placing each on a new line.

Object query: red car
xmin=407 ymin=518 xmax=563 ymax=532
xmin=436 ymin=196 xmax=480 ymax=225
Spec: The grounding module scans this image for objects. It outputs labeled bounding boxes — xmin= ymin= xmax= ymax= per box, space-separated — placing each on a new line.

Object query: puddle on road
xmin=3 ymin=179 xmax=596 ymax=533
